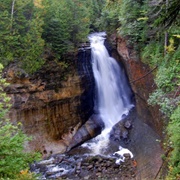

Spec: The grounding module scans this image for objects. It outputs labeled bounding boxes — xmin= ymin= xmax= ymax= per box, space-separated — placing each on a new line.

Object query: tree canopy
xmin=42 ymin=0 xmax=92 ymax=59
xmin=0 ymin=0 xmax=44 ymax=73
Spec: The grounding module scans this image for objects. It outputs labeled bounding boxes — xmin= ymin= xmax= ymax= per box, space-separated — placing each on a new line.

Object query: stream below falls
xmin=31 ymin=108 xmax=163 ymax=179
xmin=30 ymin=33 xmax=163 ymax=179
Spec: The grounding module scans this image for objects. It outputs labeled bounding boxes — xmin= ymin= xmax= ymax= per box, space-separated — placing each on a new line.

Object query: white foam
xmin=81 ymin=129 xmax=111 ymax=155
xmin=89 ymin=32 xmax=134 ymax=130
xmin=113 ymin=146 xmax=133 ymax=164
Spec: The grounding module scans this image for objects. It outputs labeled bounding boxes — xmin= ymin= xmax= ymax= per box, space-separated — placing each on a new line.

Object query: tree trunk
xmin=164 ymin=0 xmax=168 ymax=55
xmin=11 ymin=0 xmax=16 ymax=30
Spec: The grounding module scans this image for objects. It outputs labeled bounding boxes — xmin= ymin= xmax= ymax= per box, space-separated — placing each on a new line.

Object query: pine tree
xmin=42 ymin=0 xmax=92 ymax=58
xmin=0 ymin=0 xmax=44 ymax=73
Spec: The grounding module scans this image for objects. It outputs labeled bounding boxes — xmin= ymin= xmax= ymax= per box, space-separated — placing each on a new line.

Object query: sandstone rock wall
xmin=4 ymin=58 xmax=94 ymax=156
xmin=115 ymin=36 xmax=163 ymax=136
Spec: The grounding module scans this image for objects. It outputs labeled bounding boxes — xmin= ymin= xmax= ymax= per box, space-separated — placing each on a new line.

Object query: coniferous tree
xmin=42 ymin=0 xmax=92 ymax=59
xmin=0 ymin=0 xmax=44 ymax=73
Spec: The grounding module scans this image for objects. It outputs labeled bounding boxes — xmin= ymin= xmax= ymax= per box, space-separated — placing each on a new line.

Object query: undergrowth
xmin=142 ymin=37 xmax=180 ymax=179
xmin=0 ymin=64 xmax=41 ymax=179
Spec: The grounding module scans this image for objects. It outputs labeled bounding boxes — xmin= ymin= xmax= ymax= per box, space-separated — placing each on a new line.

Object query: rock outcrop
xmin=110 ymin=36 xmax=164 ymax=179
xmin=4 ymin=56 xmax=94 ymax=156
xmin=115 ymin=36 xmax=163 ymax=136
xmin=31 ymin=153 xmax=136 ymax=180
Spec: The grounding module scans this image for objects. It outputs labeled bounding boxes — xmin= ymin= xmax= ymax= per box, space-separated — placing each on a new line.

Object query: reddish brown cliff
xmin=108 ymin=35 xmax=164 ymax=180
xmin=4 ymin=59 xmax=91 ymax=156
xmin=115 ymin=36 xmax=163 ymax=136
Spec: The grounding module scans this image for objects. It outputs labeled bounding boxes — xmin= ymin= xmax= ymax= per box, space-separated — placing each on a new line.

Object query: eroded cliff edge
xmin=4 ymin=55 xmax=94 ymax=157
xmin=114 ymin=36 xmax=163 ymax=136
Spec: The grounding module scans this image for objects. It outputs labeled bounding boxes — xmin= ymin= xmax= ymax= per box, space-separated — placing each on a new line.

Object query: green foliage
xmin=142 ymin=41 xmax=164 ymax=67
xmin=0 ymin=66 xmax=11 ymax=119
xmin=0 ymin=0 xmax=44 ymax=73
xmin=92 ymin=0 xmax=121 ymax=34
xmin=148 ymin=90 xmax=175 ymax=117
xmin=118 ymin=0 xmax=149 ymax=47
xmin=117 ymin=0 xmax=179 ymax=51
xmin=147 ymin=44 xmax=180 ymax=116
xmin=141 ymin=24 xmax=180 ymax=119
xmin=152 ymin=0 xmax=180 ymax=29
xmin=87 ymin=0 xmax=106 ymax=32
xmin=0 ymin=64 xmax=41 ymax=179
xmin=42 ymin=0 xmax=92 ymax=59
xmin=0 ymin=121 xmax=40 ymax=179
xmin=139 ymin=8 xmax=180 ymax=178
xmin=156 ymin=58 xmax=179 ymax=92
xmin=167 ymin=106 xmax=180 ymax=179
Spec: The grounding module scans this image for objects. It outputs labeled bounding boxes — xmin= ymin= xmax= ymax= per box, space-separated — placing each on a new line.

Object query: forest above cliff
xmin=0 ymin=0 xmax=179 ymax=179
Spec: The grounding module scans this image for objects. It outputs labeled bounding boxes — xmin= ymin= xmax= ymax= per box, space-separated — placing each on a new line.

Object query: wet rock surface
xmin=30 ymin=110 xmax=137 ymax=179
xmin=109 ymin=109 xmax=134 ymax=144
xmin=31 ymin=153 xmax=136 ymax=180
xmin=109 ymin=108 xmax=163 ymax=179
xmin=67 ymin=114 xmax=104 ymax=151
xmin=31 ymin=108 xmax=163 ymax=180
xmin=116 ymin=36 xmax=163 ymax=136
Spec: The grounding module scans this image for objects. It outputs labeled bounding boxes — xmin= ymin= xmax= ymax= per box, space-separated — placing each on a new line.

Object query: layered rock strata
xmin=115 ymin=36 xmax=163 ymax=136
xmin=4 ymin=57 xmax=94 ymax=156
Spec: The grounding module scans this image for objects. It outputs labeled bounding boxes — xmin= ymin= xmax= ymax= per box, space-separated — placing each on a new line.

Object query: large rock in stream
xmin=67 ymin=114 xmax=105 ymax=151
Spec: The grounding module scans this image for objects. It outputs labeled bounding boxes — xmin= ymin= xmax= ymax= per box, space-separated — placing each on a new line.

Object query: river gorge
xmin=5 ymin=33 xmax=164 ymax=179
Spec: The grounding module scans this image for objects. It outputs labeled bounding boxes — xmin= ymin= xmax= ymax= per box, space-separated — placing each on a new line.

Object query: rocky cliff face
xmin=108 ymin=36 xmax=164 ymax=179
xmin=115 ymin=36 xmax=163 ymax=136
xmin=4 ymin=56 xmax=94 ymax=157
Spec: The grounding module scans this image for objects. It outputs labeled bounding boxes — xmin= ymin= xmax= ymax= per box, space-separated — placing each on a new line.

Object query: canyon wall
xmin=108 ymin=36 xmax=164 ymax=179
xmin=114 ymin=36 xmax=163 ymax=136
xmin=4 ymin=36 xmax=164 ymax=159
xmin=4 ymin=56 xmax=94 ymax=157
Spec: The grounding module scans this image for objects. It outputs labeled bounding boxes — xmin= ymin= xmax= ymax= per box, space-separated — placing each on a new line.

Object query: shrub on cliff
xmin=167 ymin=106 xmax=180 ymax=179
xmin=0 ymin=64 xmax=40 ymax=179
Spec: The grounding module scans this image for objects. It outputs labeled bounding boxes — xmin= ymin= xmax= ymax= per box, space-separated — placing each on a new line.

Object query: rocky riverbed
xmin=30 ymin=108 xmax=163 ymax=179
xmin=30 ymin=109 xmax=136 ymax=179
xmin=31 ymin=153 xmax=137 ymax=179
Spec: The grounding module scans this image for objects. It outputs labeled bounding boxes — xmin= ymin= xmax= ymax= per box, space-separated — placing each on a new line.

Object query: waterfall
xmin=80 ymin=32 xmax=134 ymax=154
xmin=89 ymin=32 xmax=134 ymax=131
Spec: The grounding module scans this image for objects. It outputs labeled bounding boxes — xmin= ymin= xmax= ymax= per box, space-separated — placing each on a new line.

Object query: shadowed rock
xmin=67 ymin=114 xmax=104 ymax=151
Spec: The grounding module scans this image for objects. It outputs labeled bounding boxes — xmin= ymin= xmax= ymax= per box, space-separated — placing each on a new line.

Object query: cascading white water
xmin=89 ymin=32 xmax=134 ymax=131
xmin=81 ymin=32 xmax=134 ymax=154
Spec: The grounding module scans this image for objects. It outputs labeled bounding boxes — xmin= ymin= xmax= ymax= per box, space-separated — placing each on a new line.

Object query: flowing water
xmin=82 ymin=32 xmax=134 ymax=154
